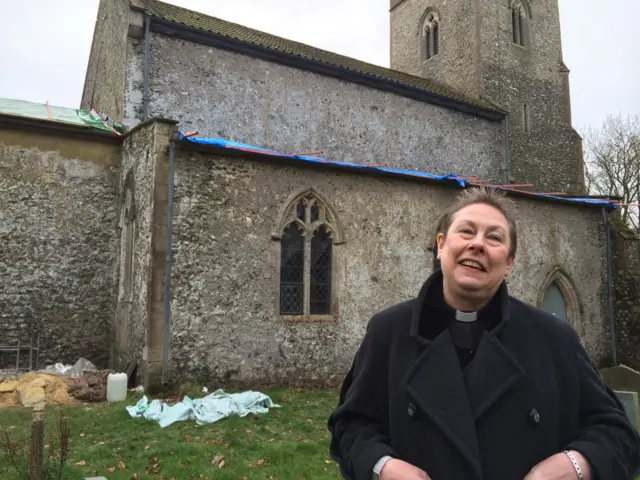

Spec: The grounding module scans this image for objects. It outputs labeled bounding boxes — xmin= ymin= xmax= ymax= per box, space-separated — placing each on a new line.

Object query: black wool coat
xmin=328 ymin=271 xmax=640 ymax=480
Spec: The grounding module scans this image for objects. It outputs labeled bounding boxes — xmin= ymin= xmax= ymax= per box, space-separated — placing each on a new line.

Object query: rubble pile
xmin=67 ymin=370 xmax=113 ymax=402
xmin=0 ymin=358 xmax=115 ymax=408
xmin=0 ymin=372 xmax=76 ymax=408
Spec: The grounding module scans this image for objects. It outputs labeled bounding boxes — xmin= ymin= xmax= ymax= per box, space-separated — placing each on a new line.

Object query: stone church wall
xmin=0 ymin=125 xmax=120 ymax=368
xmin=129 ymin=35 xmax=505 ymax=183
xmin=167 ymin=148 xmax=612 ymax=387
xmin=113 ymin=119 xmax=177 ymax=391
xmin=612 ymin=227 xmax=640 ymax=371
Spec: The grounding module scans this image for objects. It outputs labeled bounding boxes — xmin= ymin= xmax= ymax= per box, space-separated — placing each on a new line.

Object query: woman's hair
xmin=437 ymin=187 xmax=518 ymax=257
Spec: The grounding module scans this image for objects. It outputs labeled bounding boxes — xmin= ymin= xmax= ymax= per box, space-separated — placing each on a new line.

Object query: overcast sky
xmin=0 ymin=0 xmax=638 ymax=133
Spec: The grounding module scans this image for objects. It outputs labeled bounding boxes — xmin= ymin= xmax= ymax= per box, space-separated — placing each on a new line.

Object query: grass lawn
xmin=0 ymin=388 xmax=342 ymax=480
xmin=2 ymin=388 xmax=639 ymax=480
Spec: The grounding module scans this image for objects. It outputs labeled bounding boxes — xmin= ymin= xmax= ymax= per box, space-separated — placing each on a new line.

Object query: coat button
xmin=529 ymin=408 xmax=540 ymax=426
xmin=408 ymin=403 xmax=417 ymax=418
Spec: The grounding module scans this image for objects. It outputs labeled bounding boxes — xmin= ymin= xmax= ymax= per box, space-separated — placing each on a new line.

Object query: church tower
xmin=390 ymin=0 xmax=584 ymax=194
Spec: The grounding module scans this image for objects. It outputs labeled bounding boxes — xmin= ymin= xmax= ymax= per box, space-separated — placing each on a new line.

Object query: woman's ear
xmin=436 ymin=232 xmax=445 ymax=259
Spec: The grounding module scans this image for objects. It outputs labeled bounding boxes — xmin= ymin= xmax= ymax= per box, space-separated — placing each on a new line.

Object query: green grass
xmin=0 ymin=388 xmax=342 ymax=480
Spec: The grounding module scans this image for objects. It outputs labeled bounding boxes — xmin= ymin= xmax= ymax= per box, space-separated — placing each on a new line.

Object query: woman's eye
xmin=489 ymin=235 xmax=503 ymax=242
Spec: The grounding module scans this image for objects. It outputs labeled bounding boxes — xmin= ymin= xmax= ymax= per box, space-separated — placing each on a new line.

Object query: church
xmin=1 ymin=0 xmax=638 ymax=392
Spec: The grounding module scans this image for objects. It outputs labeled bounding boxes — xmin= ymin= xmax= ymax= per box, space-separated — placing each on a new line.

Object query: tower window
xmin=422 ymin=11 xmax=440 ymax=60
xmin=523 ymin=103 xmax=531 ymax=134
xmin=511 ymin=0 xmax=530 ymax=48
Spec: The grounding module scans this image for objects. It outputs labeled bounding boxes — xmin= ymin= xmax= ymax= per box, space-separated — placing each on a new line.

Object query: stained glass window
xmin=310 ymin=227 xmax=332 ymax=315
xmin=280 ymin=224 xmax=304 ymax=315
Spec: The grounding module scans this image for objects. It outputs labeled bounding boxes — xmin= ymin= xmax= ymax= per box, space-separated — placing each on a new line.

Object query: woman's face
xmin=437 ymin=203 xmax=515 ymax=310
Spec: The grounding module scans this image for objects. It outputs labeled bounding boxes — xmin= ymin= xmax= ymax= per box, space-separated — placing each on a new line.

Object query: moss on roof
xmin=146 ymin=0 xmax=503 ymax=116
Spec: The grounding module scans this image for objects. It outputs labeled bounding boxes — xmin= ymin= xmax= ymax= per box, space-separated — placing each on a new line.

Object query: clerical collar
xmin=455 ymin=310 xmax=478 ymax=323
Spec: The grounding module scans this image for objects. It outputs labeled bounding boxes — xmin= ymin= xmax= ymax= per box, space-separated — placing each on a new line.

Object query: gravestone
xmin=614 ymin=390 xmax=640 ymax=430
xmin=600 ymin=364 xmax=640 ymax=431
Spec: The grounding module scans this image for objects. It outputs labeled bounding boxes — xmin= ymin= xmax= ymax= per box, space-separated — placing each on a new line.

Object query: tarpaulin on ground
xmin=126 ymin=389 xmax=280 ymax=428
xmin=0 ymin=97 xmax=125 ymax=134
xmin=179 ymin=133 xmax=617 ymax=209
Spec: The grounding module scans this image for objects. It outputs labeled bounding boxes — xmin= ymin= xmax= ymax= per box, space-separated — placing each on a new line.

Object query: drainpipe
xmin=602 ymin=206 xmax=617 ymax=365
xmin=503 ymin=115 xmax=510 ymax=185
xmin=161 ymin=138 xmax=176 ymax=385
xmin=143 ymin=14 xmax=151 ymax=121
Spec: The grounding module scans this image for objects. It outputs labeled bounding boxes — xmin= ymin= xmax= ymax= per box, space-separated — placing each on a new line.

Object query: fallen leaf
xmin=196 ymin=436 xmax=201 ymax=440
xmin=118 ymin=461 xmax=126 ymax=469
xmin=107 ymin=466 xmax=116 ymax=473
xmin=144 ymin=445 xmax=150 ymax=449
xmin=257 ymin=459 xmax=265 ymax=465
xmin=80 ymin=433 xmax=85 ymax=437
xmin=168 ymin=450 xmax=175 ymax=455
xmin=212 ymin=453 xmax=225 ymax=468
xmin=75 ymin=460 xmax=86 ymax=466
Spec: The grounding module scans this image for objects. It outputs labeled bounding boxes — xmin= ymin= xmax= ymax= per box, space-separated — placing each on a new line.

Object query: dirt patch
xmin=0 ymin=372 xmax=77 ymax=408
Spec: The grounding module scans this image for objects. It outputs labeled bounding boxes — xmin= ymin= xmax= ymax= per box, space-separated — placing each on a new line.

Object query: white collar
xmin=455 ymin=310 xmax=478 ymax=323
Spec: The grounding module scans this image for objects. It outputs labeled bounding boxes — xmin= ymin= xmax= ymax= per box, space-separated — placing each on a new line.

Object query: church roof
xmin=144 ymin=0 xmax=504 ymax=120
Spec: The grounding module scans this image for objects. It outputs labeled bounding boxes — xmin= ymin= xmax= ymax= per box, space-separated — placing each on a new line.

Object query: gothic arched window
xmin=422 ymin=10 xmax=440 ymax=60
xmin=542 ymin=281 xmax=567 ymax=321
xmin=275 ymin=188 xmax=345 ymax=318
xmin=538 ymin=268 xmax=583 ymax=330
xmin=511 ymin=0 xmax=530 ymax=48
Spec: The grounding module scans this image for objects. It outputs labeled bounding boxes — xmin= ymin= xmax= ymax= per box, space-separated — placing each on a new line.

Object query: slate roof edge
xmin=0 ymin=112 xmax=123 ymax=144
xmin=148 ymin=16 xmax=505 ymax=122
xmin=175 ymin=138 xmax=615 ymax=211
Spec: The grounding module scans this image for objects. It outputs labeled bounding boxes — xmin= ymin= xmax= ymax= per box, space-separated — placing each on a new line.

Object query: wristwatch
xmin=373 ymin=456 xmax=393 ymax=480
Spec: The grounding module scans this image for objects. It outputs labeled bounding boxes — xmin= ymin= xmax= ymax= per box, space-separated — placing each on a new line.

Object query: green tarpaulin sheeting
xmin=0 ymin=97 xmax=125 ymax=134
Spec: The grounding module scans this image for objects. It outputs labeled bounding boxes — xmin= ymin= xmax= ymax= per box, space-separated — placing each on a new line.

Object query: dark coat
xmin=328 ymin=271 xmax=640 ymax=480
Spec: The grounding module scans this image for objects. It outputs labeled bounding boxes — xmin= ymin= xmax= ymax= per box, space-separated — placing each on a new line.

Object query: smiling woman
xmin=328 ymin=186 xmax=640 ymax=480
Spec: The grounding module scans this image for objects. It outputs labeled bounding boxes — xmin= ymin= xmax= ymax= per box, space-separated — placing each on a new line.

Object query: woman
xmin=328 ymin=187 xmax=639 ymax=480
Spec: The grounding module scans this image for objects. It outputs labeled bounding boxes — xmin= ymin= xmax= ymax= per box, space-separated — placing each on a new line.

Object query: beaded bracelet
xmin=563 ymin=450 xmax=584 ymax=480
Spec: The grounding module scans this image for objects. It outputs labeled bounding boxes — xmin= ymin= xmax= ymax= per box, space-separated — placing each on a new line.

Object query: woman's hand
xmin=523 ymin=451 xmax=591 ymax=480
xmin=381 ymin=459 xmax=431 ymax=480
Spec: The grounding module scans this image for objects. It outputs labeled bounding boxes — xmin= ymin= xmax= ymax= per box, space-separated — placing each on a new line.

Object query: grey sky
xmin=0 ymin=0 xmax=638 ymax=133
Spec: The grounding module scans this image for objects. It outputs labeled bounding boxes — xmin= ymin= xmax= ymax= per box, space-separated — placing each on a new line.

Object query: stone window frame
xmin=119 ymin=171 xmax=136 ymax=302
xmin=536 ymin=266 xmax=583 ymax=330
xmin=511 ymin=0 xmax=531 ymax=49
xmin=419 ymin=8 xmax=441 ymax=61
xmin=272 ymin=187 xmax=345 ymax=323
xmin=523 ymin=103 xmax=531 ymax=134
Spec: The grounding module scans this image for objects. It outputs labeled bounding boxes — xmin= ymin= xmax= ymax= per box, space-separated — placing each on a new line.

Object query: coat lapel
xmin=404 ymin=331 xmax=483 ymax=480
xmin=464 ymin=331 xmax=525 ymax=421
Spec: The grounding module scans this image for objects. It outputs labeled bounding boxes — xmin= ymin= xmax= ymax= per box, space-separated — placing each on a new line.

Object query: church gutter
xmin=143 ymin=14 xmax=151 ymax=121
xmin=602 ymin=207 xmax=618 ymax=365
xmin=162 ymin=136 xmax=177 ymax=385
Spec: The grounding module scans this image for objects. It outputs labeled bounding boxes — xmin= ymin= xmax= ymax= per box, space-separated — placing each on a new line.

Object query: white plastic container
xmin=106 ymin=373 xmax=128 ymax=402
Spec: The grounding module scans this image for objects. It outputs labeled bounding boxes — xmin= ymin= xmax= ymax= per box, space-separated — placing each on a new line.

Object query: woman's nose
xmin=467 ymin=239 xmax=486 ymax=253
